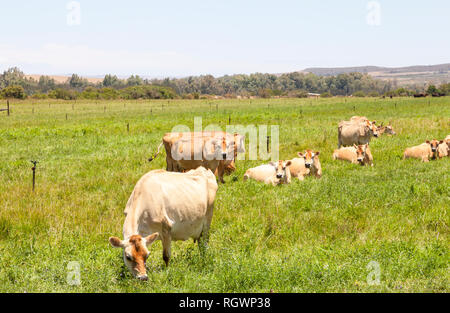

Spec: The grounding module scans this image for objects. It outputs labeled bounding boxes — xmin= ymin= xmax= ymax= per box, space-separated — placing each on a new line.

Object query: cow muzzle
xmin=137 ymin=274 xmax=148 ymax=281
xmin=373 ymin=134 xmax=378 ymax=137
xmin=276 ymin=174 xmax=283 ymax=179
xmin=222 ymin=153 xmax=227 ymax=159
xmin=305 ymin=163 xmax=311 ymax=168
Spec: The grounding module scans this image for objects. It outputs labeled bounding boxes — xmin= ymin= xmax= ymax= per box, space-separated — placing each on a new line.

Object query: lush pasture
xmin=0 ymin=97 xmax=448 ymax=292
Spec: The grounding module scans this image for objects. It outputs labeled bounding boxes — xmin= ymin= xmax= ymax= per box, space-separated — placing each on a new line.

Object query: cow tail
xmin=148 ymin=142 xmax=164 ymax=162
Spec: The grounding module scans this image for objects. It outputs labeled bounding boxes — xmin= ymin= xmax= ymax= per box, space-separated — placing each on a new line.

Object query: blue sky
xmin=0 ymin=0 xmax=449 ymax=77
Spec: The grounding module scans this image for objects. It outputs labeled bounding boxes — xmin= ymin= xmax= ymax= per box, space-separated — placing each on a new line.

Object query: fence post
xmin=7 ymin=100 xmax=10 ymax=116
xmin=267 ymin=136 xmax=270 ymax=153
xmin=31 ymin=160 xmax=38 ymax=191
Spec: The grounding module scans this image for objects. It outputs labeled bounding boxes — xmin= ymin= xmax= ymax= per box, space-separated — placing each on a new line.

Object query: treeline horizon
xmin=1 ymin=67 xmax=449 ymax=100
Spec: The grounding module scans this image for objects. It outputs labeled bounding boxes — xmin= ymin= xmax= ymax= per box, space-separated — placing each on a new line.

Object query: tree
xmin=426 ymin=84 xmax=438 ymax=95
xmin=1 ymin=85 xmax=26 ymax=99
xmin=69 ymin=74 xmax=88 ymax=89
xmin=103 ymin=74 xmax=122 ymax=88
xmin=127 ymin=75 xmax=143 ymax=86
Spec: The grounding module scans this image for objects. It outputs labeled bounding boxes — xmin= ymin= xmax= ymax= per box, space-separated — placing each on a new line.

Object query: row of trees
xmin=1 ymin=67 xmax=449 ymax=100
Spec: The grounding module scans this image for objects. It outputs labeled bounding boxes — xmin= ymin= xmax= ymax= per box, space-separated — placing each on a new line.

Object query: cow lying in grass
xmin=438 ymin=135 xmax=449 ymax=158
xmin=403 ymin=139 xmax=442 ymax=162
xmin=377 ymin=123 xmax=396 ymax=136
xmin=109 ymin=167 xmax=218 ymax=280
xmin=289 ymin=150 xmax=322 ymax=180
xmin=333 ymin=144 xmax=374 ymax=166
xmin=243 ymin=160 xmax=292 ymax=186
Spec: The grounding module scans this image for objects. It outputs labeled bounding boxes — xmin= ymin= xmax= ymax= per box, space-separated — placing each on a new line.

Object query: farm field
xmin=0 ymin=97 xmax=449 ymax=292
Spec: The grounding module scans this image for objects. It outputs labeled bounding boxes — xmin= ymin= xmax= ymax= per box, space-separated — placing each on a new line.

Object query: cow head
xmin=270 ymin=160 xmax=292 ymax=180
xmin=378 ymin=123 xmax=396 ymax=135
xmin=297 ymin=150 xmax=320 ymax=169
xmin=366 ymin=120 xmax=378 ymax=137
xmin=109 ymin=233 xmax=159 ymax=281
xmin=354 ymin=144 xmax=368 ymax=165
xmin=428 ymin=139 xmax=443 ymax=159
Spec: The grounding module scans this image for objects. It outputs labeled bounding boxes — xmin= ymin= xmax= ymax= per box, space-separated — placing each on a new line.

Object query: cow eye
xmin=125 ymin=254 xmax=133 ymax=261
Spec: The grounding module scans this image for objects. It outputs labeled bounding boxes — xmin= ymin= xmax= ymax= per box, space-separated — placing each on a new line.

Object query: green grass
xmin=0 ymin=97 xmax=449 ymax=292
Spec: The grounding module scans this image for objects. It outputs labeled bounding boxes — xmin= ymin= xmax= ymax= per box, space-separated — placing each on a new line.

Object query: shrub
xmin=31 ymin=93 xmax=49 ymax=99
xmin=1 ymin=85 xmax=26 ymax=99
xmin=320 ymin=92 xmax=332 ymax=98
xmin=48 ymin=88 xmax=78 ymax=100
xmin=353 ymin=91 xmax=366 ymax=97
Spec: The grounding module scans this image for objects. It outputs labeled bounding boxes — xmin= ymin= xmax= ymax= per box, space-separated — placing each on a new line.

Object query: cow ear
xmin=426 ymin=140 xmax=430 ymax=144
xmin=285 ymin=161 xmax=292 ymax=167
xmin=297 ymin=152 xmax=303 ymax=157
xmin=109 ymin=236 xmax=124 ymax=248
xmin=144 ymin=233 xmax=159 ymax=246
xmin=440 ymin=140 xmax=444 ymax=144
xmin=372 ymin=121 xmax=376 ymax=125
xmin=315 ymin=151 xmax=320 ymax=156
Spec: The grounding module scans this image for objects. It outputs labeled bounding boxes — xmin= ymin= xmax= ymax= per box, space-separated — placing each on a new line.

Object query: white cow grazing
xmin=109 ymin=167 xmax=218 ymax=280
xmin=243 ymin=160 xmax=292 ymax=186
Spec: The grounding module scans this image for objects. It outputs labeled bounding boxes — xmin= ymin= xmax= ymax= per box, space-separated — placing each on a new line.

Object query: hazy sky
xmin=0 ymin=0 xmax=449 ymax=77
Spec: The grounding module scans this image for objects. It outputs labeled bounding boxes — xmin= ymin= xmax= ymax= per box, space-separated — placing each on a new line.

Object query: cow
xmin=333 ymin=144 xmax=374 ymax=166
xmin=289 ymin=150 xmax=322 ymax=180
xmin=377 ymin=123 xmax=396 ymax=136
xmin=169 ymin=136 xmax=231 ymax=182
xmin=243 ymin=160 xmax=292 ymax=186
xmin=338 ymin=119 xmax=378 ymax=148
xmin=108 ymin=167 xmax=218 ymax=280
xmin=437 ymin=137 xmax=449 ymax=158
xmin=149 ymin=132 xmax=245 ymax=183
xmin=403 ymin=140 xmax=442 ymax=162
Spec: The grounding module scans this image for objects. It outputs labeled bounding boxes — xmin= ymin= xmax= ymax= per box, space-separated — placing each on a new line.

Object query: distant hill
xmin=303 ymin=63 xmax=450 ymax=86
xmin=25 ymin=74 xmax=103 ymax=84
xmin=24 ymin=63 xmax=450 ymax=87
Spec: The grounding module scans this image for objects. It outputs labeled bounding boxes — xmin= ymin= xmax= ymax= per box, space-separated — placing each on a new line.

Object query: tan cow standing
xmin=403 ymin=140 xmax=442 ymax=162
xmin=150 ymin=131 xmax=245 ymax=183
xmin=289 ymin=150 xmax=322 ymax=180
xmin=243 ymin=160 xmax=292 ymax=186
xmin=333 ymin=144 xmax=374 ymax=166
xmin=170 ymin=136 xmax=230 ymax=181
xmin=338 ymin=119 xmax=378 ymax=148
xmin=109 ymin=167 xmax=218 ymax=280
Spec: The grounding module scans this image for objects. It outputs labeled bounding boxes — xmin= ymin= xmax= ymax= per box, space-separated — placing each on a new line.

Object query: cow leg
xmin=217 ymin=164 xmax=225 ymax=184
xmin=162 ymin=236 xmax=172 ymax=267
xmin=198 ymin=209 xmax=213 ymax=254
xmin=161 ymin=220 xmax=172 ymax=267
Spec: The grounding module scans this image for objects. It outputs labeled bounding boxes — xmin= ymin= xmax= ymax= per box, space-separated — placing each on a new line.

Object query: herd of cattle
xmin=109 ymin=116 xmax=449 ymax=280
